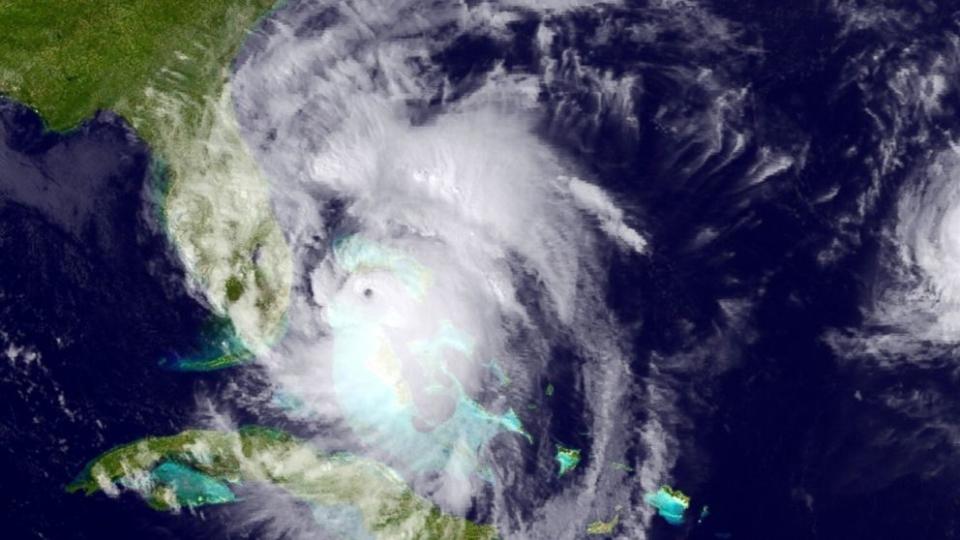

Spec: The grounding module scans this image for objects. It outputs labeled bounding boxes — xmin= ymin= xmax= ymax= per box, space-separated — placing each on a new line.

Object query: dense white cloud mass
xmin=229 ymin=0 xmax=654 ymax=536
xmin=830 ymin=146 xmax=960 ymax=362
xmin=818 ymin=15 xmax=960 ymax=363
xmin=896 ymin=148 xmax=960 ymax=318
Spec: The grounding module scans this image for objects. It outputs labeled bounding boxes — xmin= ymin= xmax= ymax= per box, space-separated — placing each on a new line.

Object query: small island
xmin=644 ymin=485 xmax=691 ymax=526
xmin=555 ymin=444 xmax=582 ymax=476
xmin=586 ymin=507 xmax=621 ymax=536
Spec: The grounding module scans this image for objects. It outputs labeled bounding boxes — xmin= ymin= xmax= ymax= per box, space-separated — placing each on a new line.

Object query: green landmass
xmin=555 ymin=444 xmax=581 ymax=476
xmin=585 ymin=506 xmax=621 ymax=536
xmin=68 ymin=426 xmax=497 ymax=539
xmin=0 ymin=0 xmax=272 ymax=132
xmin=0 ymin=0 xmax=293 ymax=359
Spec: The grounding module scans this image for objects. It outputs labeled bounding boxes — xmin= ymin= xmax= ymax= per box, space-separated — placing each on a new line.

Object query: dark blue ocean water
xmin=0 ymin=100 xmax=248 ymax=539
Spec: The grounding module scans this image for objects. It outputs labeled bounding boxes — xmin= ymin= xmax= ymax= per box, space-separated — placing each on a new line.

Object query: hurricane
xmin=15 ymin=1 xmax=960 ymax=538
xmin=225 ymin=0 xmax=653 ymax=536
xmin=874 ymin=147 xmax=960 ymax=351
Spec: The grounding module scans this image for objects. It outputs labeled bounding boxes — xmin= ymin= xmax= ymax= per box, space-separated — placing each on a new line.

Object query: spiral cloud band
xmin=228 ymin=0 xmax=653 ymax=535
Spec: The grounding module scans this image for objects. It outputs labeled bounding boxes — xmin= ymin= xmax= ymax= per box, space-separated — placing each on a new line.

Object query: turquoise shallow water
xmin=323 ymin=235 xmax=528 ymax=477
xmin=644 ymin=488 xmax=689 ymax=526
xmin=150 ymin=461 xmax=236 ymax=507
xmin=328 ymin=291 xmax=526 ymax=476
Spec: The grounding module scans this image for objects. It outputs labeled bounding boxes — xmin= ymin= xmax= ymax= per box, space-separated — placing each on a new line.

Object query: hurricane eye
xmin=364 ymin=288 xmax=373 ymax=298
